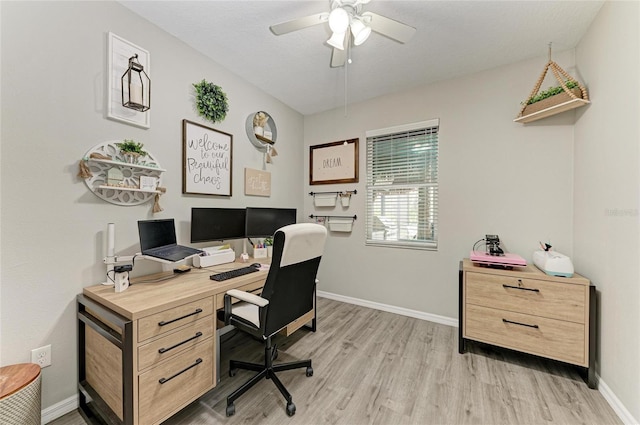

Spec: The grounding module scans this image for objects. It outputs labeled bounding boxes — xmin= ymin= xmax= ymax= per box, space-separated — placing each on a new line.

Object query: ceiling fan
xmin=269 ymin=0 xmax=416 ymax=68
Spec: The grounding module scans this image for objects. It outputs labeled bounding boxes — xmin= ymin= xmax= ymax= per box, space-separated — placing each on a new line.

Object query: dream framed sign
xmin=309 ymin=138 xmax=359 ymax=185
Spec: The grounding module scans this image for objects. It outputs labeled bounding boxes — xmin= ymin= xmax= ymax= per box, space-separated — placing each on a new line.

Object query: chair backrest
xmin=260 ymin=223 xmax=327 ymax=337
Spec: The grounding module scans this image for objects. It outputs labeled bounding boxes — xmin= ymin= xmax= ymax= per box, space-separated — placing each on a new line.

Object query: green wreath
xmin=193 ymin=79 xmax=229 ymax=123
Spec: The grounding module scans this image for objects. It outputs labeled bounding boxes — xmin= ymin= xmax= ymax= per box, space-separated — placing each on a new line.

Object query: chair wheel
xmin=229 ymin=368 xmax=238 ymax=377
xmin=286 ymin=402 xmax=296 ymax=416
xmin=306 ymin=366 xmax=313 ymax=377
xmin=226 ymin=403 xmax=235 ymax=417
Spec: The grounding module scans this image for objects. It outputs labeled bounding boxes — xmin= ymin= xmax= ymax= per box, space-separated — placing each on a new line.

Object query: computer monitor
xmin=190 ymin=207 xmax=247 ymax=243
xmin=245 ymin=207 xmax=297 ymax=238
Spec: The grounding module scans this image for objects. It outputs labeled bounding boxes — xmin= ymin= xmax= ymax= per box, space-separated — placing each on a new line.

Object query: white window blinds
xmin=366 ymin=119 xmax=439 ymax=250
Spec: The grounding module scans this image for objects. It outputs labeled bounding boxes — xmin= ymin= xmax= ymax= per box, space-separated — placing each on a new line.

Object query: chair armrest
xmin=226 ymin=289 xmax=269 ymax=307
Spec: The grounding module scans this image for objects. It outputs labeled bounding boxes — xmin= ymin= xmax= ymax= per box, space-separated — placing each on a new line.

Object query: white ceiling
xmin=120 ymin=0 xmax=604 ymax=116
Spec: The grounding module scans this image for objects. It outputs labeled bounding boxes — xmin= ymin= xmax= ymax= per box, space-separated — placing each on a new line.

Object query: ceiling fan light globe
xmin=328 ymin=7 xmax=349 ymax=33
xmin=351 ymin=18 xmax=371 ymax=45
xmin=327 ymin=31 xmax=346 ymax=50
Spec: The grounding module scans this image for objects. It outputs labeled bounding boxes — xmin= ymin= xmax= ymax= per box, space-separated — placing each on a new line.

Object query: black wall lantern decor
xmin=121 ymin=54 xmax=150 ymax=112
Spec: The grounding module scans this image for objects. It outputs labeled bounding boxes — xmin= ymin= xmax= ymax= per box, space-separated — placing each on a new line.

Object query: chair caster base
xmin=229 ymin=368 xmax=237 ymax=377
xmin=226 ymin=403 xmax=235 ymax=417
xmin=286 ymin=401 xmax=296 ymax=416
xmin=306 ymin=366 xmax=313 ymax=377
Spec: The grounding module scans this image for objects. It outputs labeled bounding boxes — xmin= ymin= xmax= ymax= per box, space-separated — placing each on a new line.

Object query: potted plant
xmin=116 ymin=139 xmax=148 ymax=164
xmin=521 ymin=80 xmax=583 ymax=116
xmin=264 ymin=237 xmax=273 ymax=257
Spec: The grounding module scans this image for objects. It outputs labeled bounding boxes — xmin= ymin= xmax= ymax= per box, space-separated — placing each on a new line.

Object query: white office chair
xmin=223 ymin=223 xmax=327 ymax=417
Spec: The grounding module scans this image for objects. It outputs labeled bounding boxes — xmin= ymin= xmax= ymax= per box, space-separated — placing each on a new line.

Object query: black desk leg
xmin=458 ymin=262 xmax=466 ymax=354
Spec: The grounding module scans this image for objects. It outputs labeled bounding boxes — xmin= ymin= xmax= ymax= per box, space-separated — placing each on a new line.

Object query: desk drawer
xmin=138 ymin=317 xmax=214 ymax=371
xmin=215 ymin=281 xmax=263 ymax=310
xmin=465 ymin=304 xmax=586 ymax=366
xmin=138 ymin=338 xmax=214 ymax=425
xmin=466 ymin=272 xmax=586 ymax=323
xmin=138 ymin=297 xmax=213 ymax=342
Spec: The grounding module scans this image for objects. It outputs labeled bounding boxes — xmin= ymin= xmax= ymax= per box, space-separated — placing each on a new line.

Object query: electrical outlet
xmin=31 ymin=344 xmax=52 ymax=368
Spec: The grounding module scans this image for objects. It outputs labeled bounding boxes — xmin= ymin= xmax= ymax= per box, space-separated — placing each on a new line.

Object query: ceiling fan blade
xmin=270 ymin=12 xmax=329 ymax=35
xmin=331 ymin=47 xmax=347 ymax=68
xmin=362 ymin=12 xmax=416 ymax=43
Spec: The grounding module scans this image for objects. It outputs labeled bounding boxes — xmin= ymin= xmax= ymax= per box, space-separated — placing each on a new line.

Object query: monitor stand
xmin=240 ymin=239 xmax=250 ymax=262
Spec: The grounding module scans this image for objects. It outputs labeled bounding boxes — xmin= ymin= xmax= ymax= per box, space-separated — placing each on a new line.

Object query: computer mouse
xmin=250 ymin=263 xmax=262 ymax=268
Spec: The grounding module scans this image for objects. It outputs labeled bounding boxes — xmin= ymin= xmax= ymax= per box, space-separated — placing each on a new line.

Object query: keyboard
xmin=210 ymin=266 xmax=259 ymax=282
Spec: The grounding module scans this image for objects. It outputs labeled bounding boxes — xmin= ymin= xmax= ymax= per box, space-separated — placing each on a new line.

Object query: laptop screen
xmin=138 ymin=219 xmax=177 ymax=251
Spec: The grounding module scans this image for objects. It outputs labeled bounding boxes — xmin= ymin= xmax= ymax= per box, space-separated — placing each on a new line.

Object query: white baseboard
xmin=316 ymin=291 xmax=637 ymax=425
xmin=316 ymin=290 xmax=458 ymax=328
xmin=598 ymin=375 xmax=639 ymax=425
xmin=42 ymin=394 xmax=78 ymax=424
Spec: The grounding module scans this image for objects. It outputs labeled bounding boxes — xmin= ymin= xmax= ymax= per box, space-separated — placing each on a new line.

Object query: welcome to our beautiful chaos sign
xmin=182 ymin=119 xmax=233 ymax=196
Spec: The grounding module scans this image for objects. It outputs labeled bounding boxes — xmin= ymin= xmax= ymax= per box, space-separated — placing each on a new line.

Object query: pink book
xmin=470 ymin=251 xmax=527 ymax=267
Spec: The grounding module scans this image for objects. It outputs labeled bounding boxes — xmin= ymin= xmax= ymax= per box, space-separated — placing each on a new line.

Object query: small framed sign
xmin=310 ymin=138 xmax=359 ymax=185
xmin=244 ymin=168 xmax=271 ymax=197
xmin=139 ymin=176 xmax=158 ymax=191
xmin=182 ymin=119 xmax=233 ymax=196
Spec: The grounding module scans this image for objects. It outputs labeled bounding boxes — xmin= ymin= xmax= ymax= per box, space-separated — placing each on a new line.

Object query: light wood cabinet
xmin=459 ymin=259 xmax=596 ymax=388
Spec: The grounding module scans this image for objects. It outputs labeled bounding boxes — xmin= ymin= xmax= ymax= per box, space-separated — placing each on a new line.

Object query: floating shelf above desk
xmin=89 ymin=157 xmax=166 ymax=172
xmin=81 ymin=141 xmax=164 ymax=207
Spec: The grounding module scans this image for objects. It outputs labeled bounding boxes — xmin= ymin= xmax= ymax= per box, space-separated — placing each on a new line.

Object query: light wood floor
xmin=51 ymin=298 xmax=621 ymax=425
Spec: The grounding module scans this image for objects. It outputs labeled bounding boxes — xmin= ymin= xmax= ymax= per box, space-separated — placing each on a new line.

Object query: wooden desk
xmin=77 ymin=260 xmax=314 ymax=425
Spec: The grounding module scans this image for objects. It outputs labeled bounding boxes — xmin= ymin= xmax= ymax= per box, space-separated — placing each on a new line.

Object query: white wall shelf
xmin=82 ymin=141 xmax=164 ymax=206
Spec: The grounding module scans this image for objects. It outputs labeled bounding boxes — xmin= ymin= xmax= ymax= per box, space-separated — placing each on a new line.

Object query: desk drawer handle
xmin=158 ymin=308 xmax=203 ymax=326
xmin=158 ymin=358 xmax=203 ymax=384
xmin=502 ymin=318 xmax=539 ymax=329
xmin=502 ymin=284 xmax=540 ymax=292
xmin=158 ymin=332 xmax=203 ymax=354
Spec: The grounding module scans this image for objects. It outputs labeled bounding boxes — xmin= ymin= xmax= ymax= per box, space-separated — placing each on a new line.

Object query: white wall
xmin=0 ymin=1 xmax=304 ymax=410
xmin=305 ymin=50 xmax=577 ymax=320
xmin=574 ymin=1 xmax=640 ymax=423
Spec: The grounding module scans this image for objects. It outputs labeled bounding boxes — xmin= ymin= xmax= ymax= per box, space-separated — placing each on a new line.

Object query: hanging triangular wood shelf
xmin=515 ymin=57 xmax=590 ymax=124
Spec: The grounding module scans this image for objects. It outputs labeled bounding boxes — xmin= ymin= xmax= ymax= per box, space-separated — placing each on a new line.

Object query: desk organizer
xmin=193 ymin=248 xmax=235 ymax=267
xmin=253 ymin=247 xmax=268 ymax=259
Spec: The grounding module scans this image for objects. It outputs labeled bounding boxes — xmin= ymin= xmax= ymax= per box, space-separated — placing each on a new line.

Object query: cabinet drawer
xmin=138 ymin=317 xmax=214 ymax=371
xmin=215 ymin=281 xmax=263 ymax=310
xmin=138 ymin=338 xmax=214 ymax=425
xmin=465 ymin=304 xmax=586 ymax=366
xmin=138 ymin=297 xmax=214 ymax=342
xmin=466 ymin=272 xmax=586 ymax=323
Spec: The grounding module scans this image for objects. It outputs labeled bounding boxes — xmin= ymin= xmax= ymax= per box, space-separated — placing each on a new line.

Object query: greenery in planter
xmin=525 ymin=80 xmax=579 ymax=105
xmin=193 ymin=79 xmax=229 ymax=123
xmin=116 ymin=139 xmax=147 ymax=157
xmin=264 ymin=237 xmax=273 ymax=246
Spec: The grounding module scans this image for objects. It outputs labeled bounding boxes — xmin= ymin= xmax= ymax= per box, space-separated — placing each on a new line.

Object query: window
xmin=366 ymin=119 xmax=439 ymax=250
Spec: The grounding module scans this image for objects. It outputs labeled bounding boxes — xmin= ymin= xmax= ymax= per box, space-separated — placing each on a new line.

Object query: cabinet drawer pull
xmin=158 ymin=358 xmax=203 ymax=384
xmin=158 ymin=308 xmax=203 ymax=326
xmin=502 ymin=318 xmax=539 ymax=329
xmin=158 ymin=332 xmax=203 ymax=354
xmin=502 ymin=284 xmax=540 ymax=292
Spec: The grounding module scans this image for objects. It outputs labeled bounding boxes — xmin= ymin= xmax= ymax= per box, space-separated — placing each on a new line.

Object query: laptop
xmin=138 ymin=219 xmax=204 ymax=262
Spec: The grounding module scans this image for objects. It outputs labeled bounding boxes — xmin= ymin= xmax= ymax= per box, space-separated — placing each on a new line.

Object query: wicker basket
xmin=522 ymin=87 xmax=583 ymax=116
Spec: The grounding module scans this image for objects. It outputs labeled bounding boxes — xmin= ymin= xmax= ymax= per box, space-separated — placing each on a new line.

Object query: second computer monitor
xmin=245 ymin=207 xmax=296 ymax=238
